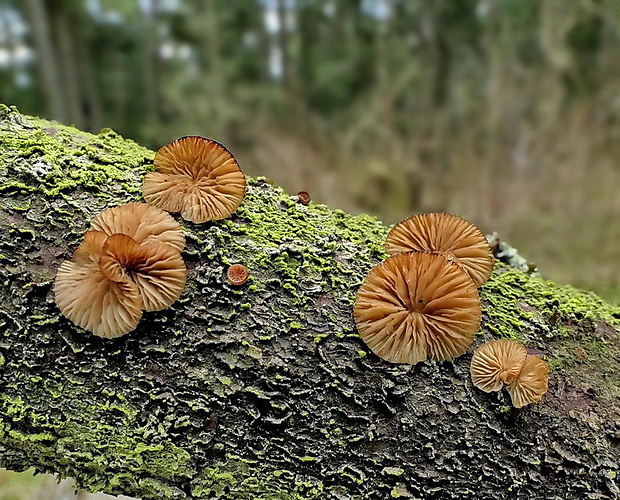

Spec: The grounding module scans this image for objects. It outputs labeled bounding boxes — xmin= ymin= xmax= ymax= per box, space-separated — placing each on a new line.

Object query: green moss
xmin=481 ymin=267 xmax=620 ymax=342
xmin=191 ymin=456 xmax=325 ymax=500
xmin=0 ymin=390 xmax=193 ymax=497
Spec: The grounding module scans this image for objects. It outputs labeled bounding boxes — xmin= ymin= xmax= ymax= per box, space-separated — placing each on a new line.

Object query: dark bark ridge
xmin=0 ymin=105 xmax=619 ymax=499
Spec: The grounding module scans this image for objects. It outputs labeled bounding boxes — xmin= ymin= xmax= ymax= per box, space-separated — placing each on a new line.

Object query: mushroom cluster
xmin=354 ymin=212 xmax=549 ymax=408
xmin=55 ymin=135 xmax=248 ymax=339
xmin=354 ymin=213 xmax=492 ymax=365
xmin=54 ymin=202 xmax=187 ymax=338
xmin=470 ymin=339 xmax=549 ymax=408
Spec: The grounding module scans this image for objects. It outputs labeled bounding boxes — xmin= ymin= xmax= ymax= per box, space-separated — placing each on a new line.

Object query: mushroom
xmin=90 ymin=201 xmax=185 ymax=252
xmin=54 ymin=230 xmax=143 ymax=338
xmin=297 ymin=191 xmax=310 ymax=205
xmin=227 ymin=263 xmax=249 ymax=285
xmin=99 ymin=233 xmax=187 ymax=312
xmin=55 ymin=225 xmax=187 ymax=337
xmin=353 ymin=251 xmax=481 ymax=364
xmin=385 ymin=213 xmax=494 ymax=287
xmin=470 ymin=339 xmax=527 ymax=392
xmin=142 ymin=136 xmax=246 ymax=223
xmin=507 ymin=355 xmax=549 ymax=408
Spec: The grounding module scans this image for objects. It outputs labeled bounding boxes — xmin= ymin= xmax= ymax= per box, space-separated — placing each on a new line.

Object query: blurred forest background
xmin=1 ymin=0 xmax=620 ymax=495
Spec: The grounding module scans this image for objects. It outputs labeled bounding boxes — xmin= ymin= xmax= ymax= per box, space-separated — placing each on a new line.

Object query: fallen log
xmin=0 ymin=105 xmax=618 ymax=499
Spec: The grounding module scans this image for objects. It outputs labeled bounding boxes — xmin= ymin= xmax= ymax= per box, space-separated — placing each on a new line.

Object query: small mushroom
xmin=297 ymin=191 xmax=310 ymax=205
xmin=90 ymin=201 xmax=185 ymax=252
xmin=470 ymin=339 xmax=527 ymax=392
xmin=142 ymin=136 xmax=246 ymax=223
xmin=227 ymin=263 xmax=249 ymax=285
xmin=54 ymin=231 xmax=143 ymax=338
xmin=507 ymin=355 xmax=549 ymax=408
xmin=353 ymin=251 xmax=481 ymax=364
xmin=385 ymin=212 xmax=494 ymax=287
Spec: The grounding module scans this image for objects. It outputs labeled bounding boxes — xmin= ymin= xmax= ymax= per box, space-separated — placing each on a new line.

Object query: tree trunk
xmin=0 ymin=104 xmax=619 ymax=500
xmin=23 ymin=0 xmax=67 ymax=123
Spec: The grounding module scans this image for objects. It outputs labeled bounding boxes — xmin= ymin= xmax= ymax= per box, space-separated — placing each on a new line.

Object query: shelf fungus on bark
xmin=142 ymin=135 xmax=246 ymax=223
xmin=227 ymin=263 xmax=249 ymax=285
xmin=353 ymin=251 xmax=481 ymax=365
xmin=471 ymin=339 xmax=549 ymax=408
xmin=90 ymin=201 xmax=185 ymax=253
xmin=385 ymin=212 xmax=494 ymax=287
xmin=54 ymin=206 xmax=187 ymax=338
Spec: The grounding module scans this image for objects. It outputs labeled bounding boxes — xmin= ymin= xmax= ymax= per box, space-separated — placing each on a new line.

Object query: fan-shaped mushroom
xmin=385 ymin=213 xmax=494 ymax=287
xmin=142 ymin=136 xmax=246 ymax=223
xmin=353 ymin=251 xmax=481 ymax=365
xmin=470 ymin=339 xmax=527 ymax=392
xmin=99 ymin=233 xmax=187 ymax=312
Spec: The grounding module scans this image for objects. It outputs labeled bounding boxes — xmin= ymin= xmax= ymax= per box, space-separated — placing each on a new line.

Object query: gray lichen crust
xmin=0 ymin=104 xmax=619 ymax=499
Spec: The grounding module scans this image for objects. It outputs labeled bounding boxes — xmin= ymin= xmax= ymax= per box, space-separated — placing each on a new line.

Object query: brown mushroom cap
xmin=90 ymin=201 xmax=185 ymax=252
xmin=353 ymin=252 xmax=481 ymax=364
xmin=99 ymin=233 xmax=187 ymax=312
xmin=508 ymin=355 xmax=549 ymax=408
xmin=54 ymin=231 xmax=143 ymax=338
xmin=142 ymin=136 xmax=246 ymax=223
xmin=227 ymin=263 xmax=249 ymax=285
xmin=385 ymin=213 xmax=494 ymax=287
xmin=470 ymin=339 xmax=528 ymax=392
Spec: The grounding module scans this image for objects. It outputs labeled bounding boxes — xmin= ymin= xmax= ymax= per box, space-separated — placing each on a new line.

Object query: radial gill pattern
xmin=385 ymin=212 xmax=494 ymax=287
xmin=353 ymin=252 xmax=481 ymax=365
xmin=470 ymin=339 xmax=528 ymax=392
xmin=142 ymin=136 xmax=246 ymax=223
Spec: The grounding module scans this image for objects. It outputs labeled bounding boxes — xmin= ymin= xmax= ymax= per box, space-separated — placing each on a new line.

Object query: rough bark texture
xmin=0 ymin=104 xmax=619 ymax=500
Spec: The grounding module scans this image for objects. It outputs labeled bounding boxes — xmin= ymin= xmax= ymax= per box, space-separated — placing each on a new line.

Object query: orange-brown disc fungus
xmin=385 ymin=212 xmax=494 ymax=287
xmin=507 ymin=355 xmax=549 ymax=408
xmin=142 ymin=136 xmax=246 ymax=223
xmin=297 ymin=191 xmax=310 ymax=205
xmin=470 ymin=339 xmax=527 ymax=392
xmin=227 ymin=263 xmax=249 ymax=285
xmin=90 ymin=201 xmax=185 ymax=252
xmin=470 ymin=339 xmax=549 ymax=408
xmin=54 ymin=231 xmax=143 ymax=338
xmin=353 ymin=252 xmax=481 ymax=364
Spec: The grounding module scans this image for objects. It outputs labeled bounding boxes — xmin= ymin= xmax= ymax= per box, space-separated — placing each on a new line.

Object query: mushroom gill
xmin=470 ymin=339 xmax=527 ymax=392
xmin=142 ymin=136 xmax=246 ymax=223
xmin=99 ymin=233 xmax=187 ymax=312
xmin=507 ymin=355 xmax=549 ymax=408
xmin=353 ymin=251 xmax=481 ymax=365
xmin=385 ymin=212 xmax=494 ymax=287
xmin=54 ymin=230 xmax=143 ymax=339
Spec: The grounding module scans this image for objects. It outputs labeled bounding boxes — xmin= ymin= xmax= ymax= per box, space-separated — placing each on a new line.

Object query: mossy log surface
xmin=0 ymin=105 xmax=619 ymax=500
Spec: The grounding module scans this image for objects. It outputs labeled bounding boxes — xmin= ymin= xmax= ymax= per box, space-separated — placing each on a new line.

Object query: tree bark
xmin=0 ymin=104 xmax=619 ymax=500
